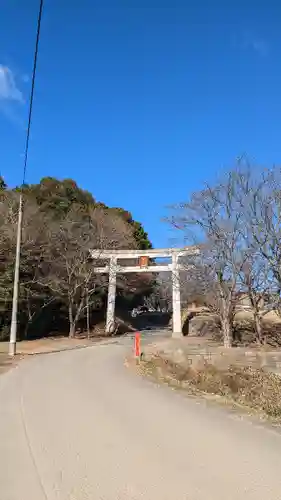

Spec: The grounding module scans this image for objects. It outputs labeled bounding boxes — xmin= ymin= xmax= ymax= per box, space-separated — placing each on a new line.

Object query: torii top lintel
xmin=89 ymin=246 xmax=199 ymax=260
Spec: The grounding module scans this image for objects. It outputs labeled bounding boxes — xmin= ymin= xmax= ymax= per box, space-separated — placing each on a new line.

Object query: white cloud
xmin=233 ymin=33 xmax=269 ymax=58
xmin=0 ymin=64 xmax=24 ymax=102
xmin=248 ymin=38 xmax=268 ymax=57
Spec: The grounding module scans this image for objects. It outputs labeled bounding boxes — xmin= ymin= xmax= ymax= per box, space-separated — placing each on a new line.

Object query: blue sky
xmin=0 ymin=1 xmax=280 ymax=247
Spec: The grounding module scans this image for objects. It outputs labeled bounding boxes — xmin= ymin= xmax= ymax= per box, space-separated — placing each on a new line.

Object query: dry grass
xmin=140 ymin=354 xmax=281 ymax=421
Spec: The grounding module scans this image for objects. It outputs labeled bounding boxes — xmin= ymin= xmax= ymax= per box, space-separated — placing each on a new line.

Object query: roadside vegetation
xmin=140 ymin=352 xmax=281 ymax=422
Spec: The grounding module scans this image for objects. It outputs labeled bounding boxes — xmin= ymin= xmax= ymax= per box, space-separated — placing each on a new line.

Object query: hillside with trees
xmin=0 ymin=177 xmax=153 ymax=340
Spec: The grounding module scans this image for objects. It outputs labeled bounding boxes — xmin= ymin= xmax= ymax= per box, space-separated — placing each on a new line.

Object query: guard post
xmin=134 ymin=331 xmax=141 ymax=363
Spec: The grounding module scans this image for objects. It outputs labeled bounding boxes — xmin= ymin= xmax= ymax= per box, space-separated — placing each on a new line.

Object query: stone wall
xmin=143 ymin=338 xmax=281 ymax=376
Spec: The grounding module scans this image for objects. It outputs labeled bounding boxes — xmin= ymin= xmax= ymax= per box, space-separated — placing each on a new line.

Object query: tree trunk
xmin=221 ymin=316 xmax=232 ymax=348
xmin=24 ymin=319 xmax=32 ymax=340
xmin=86 ymin=287 xmax=90 ymax=339
xmin=73 ymin=294 xmax=85 ymax=337
xmin=25 ymin=298 xmax=33 ymax=339
xmin=69 ymin=323 xmax=75 ymax=338
xmin=253 ymin=311 xmax=263 ymax=344
xmin=220 ymin=294 xmax=233 ymax=348
xmin=68 ymin=302 xmax=75 ymax=338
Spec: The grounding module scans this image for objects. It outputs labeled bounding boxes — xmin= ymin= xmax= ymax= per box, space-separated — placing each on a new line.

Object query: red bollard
xmin=134 ymin=332 xmax=141 ymax=362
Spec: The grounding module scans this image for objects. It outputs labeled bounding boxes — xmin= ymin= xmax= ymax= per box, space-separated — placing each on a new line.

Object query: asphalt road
xmin=1 ymin=333 xmax=281 ymax=500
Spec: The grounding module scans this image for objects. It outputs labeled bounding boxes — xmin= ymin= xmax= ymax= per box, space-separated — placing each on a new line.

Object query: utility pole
xmin=8 ymin=195 xmax=23 ymax=356
xmin=8 ymin=0 xmax=44 ymax=356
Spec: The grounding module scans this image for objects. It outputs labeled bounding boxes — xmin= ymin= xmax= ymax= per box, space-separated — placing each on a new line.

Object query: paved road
xmin=1 ymin=334 xmax=281 ymax=500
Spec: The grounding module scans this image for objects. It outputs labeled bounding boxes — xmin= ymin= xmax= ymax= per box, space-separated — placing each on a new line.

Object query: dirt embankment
xmin=139 ymin=338 xmax=281 ymax=423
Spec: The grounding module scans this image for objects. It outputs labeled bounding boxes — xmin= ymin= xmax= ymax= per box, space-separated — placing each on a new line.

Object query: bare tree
xmin=43 ymin=205 xmax=136 ymax=337
xmin=236 ymin=167 xmax=281 ymax=313
xmin=169 ymin=172 xmax=248 ymax=347
xmin=239 ymin=255 xmax=275 ymax=344
xmin=143 ymin=273 xmax=172 ymax=312
xmin=224 ymin=166 xmax=281 ymax=342
xmin=0 ymin=192 xmax=54 ymax=336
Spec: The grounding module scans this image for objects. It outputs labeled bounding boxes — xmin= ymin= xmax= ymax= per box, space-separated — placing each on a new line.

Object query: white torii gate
xmin=90 ymin=247 xmax=199 ymax=338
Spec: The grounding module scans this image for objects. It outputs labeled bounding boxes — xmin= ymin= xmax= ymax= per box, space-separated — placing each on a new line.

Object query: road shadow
xmin=130 ymin=312 xmax=172 ymax=331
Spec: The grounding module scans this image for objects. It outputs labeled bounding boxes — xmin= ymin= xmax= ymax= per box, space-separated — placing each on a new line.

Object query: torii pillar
xmin=105 ymin=256 xmax=117 ymax=334
xmin=172 ymin=252 xmax=182 ymax=337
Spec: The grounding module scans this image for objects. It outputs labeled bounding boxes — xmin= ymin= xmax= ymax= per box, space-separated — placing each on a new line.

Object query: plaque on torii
xmin=139 ymin=256 xmax=149 ymax=268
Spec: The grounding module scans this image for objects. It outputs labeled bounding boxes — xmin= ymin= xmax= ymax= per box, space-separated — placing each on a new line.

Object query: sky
xmin=0 ymin=0 xmax=281 ymax=248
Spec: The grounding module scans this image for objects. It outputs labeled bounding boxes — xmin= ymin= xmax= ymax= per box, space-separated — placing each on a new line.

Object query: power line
xmin=22 ymin=0 xmax=44 ymax=186
xmin=9 ymin=0 xmax=44 ymax=356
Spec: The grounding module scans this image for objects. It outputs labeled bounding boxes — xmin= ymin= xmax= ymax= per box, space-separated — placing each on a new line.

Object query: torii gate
xmin=90 ymin=247 xmax=199 ymax=338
